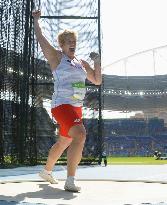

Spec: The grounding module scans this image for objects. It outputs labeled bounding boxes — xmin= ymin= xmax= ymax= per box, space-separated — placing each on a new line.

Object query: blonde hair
xmin=58 ymin=29 xmax=78 ymax=47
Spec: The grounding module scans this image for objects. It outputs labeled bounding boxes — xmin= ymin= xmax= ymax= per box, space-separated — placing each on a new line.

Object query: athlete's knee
xmin=52 ymin=137 xmax=72 ymax=149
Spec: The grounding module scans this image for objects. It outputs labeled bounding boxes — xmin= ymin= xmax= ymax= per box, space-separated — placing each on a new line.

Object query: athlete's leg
xmin=67 ymin=124 xmax=86 ymax=177
xmin=64 ymin=123 xmax=86 ymax=191
xmin=39 ymin=136 xmax=72 ymax=184
xmin=45 ymin=136 xmax=72 ymax=171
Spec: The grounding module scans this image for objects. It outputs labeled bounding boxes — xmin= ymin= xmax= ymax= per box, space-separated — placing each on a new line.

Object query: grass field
xmin=2 ymin=156 xmax=167 ymax=168
xmin=106 ymin=157 xmax=167 ymax=165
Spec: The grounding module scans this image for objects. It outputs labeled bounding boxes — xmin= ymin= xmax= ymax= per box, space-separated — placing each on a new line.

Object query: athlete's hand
xmin=80 ymin=59 xmax=91 ymax=69
xmin=32 ymin=10 xmax=41 ymax=20
xmin=89 ymin=52 xmax=101 ymax=64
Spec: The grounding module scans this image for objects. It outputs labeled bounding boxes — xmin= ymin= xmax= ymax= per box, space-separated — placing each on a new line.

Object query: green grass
xmin=2 ymin=156 xmax=167 ymax=167
xmin=106 ymin=157 xmax=167 ymax=165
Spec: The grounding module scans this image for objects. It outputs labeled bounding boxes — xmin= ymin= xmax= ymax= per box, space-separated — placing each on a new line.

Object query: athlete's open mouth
xmin=69 ymin=47 xmax=75 ymax=52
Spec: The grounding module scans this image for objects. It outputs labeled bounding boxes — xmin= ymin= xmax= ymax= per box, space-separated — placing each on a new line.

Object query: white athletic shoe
xmin=64 ymin=180 xmax=81 ymax=192
xmin=39 ymin=170 xmax=58 ymax=184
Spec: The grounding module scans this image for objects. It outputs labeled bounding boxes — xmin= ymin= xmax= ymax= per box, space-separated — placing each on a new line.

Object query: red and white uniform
xmin=51 ymin=54 xmax=87 ymax=138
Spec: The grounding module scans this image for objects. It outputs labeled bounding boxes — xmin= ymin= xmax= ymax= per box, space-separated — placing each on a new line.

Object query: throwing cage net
xmin=0 ymin=0 xmax=103 ymax=166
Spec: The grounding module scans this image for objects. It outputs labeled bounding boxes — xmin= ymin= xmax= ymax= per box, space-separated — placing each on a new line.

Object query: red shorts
xmin=51 ymin=104 xmax=83 ymax=139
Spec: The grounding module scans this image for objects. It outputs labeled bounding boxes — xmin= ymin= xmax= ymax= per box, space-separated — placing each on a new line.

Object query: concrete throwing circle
xmin=0 ymin=180 xmax=167 ymax=205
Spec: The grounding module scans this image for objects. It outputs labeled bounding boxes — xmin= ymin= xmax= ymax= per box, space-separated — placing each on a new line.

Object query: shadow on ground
xmin=0 ymin=183 xmax=76 ymax=205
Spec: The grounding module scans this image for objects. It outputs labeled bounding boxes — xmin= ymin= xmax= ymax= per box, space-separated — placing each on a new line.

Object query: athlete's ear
xmin=57 ymin=39 xmax=63 ymax=48
xmin=60 ymin=43 xmax=65 ymax=49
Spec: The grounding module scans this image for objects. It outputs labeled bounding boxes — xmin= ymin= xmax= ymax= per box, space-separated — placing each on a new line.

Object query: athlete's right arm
xmin=32 ymin=10 xmax=61 ymax=70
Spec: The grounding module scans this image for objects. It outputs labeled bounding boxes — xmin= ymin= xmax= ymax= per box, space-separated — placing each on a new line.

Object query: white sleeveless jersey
xmin=51 ymin=54 xmax=87 ymax=108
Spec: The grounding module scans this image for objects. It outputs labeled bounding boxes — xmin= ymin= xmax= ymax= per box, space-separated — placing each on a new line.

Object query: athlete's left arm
xmin=81 ymin=54 xmax=102 ymax=85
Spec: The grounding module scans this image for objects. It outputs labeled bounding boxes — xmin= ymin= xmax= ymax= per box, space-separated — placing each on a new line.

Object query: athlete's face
xmin=61 ymin=36 xmax=76 ymax=59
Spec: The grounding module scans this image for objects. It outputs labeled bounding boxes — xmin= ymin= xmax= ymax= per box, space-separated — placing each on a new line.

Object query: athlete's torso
xmin=51 ymin=54 xmax=87 ymax=108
